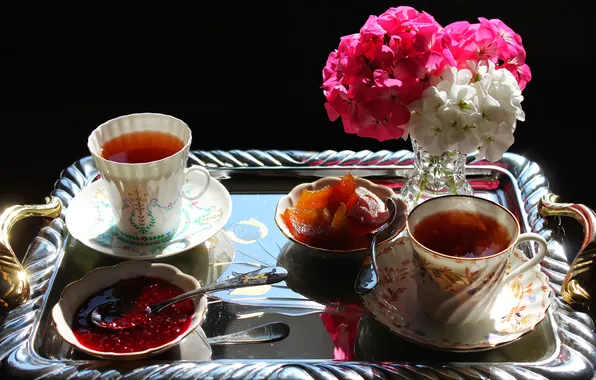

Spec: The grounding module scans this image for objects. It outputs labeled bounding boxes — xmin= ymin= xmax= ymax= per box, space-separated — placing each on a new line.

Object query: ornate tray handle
xmin=0 ymin=196 xmax=62 ymax=312
xmin=540 ymin=193 xmax=596 ymax=310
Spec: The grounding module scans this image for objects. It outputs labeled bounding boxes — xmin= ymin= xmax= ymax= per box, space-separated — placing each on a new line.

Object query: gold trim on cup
xmin=406 ymin=194 xmax=522 ymax=261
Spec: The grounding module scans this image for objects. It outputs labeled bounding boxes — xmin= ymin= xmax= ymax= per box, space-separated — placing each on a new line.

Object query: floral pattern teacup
xmin=406 ymin=195 xmax=547 ymax=325
xmin=88 ymin=113 xmax=211 ymax=242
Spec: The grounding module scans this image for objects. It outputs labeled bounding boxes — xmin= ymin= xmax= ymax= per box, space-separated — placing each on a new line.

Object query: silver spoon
xmin=206 ymin=322 xmax=290 ymax=346
xmin=354 ymin=197 xmax=398 ymax=295
xmin=90 ymin=267 xmax=288 ymax=330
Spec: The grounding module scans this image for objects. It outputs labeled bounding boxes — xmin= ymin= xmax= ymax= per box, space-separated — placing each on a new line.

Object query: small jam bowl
xmin=51 ymin=260 xmax=207 ymax=360
xmin=274 ymin=176 xmax=407 ymax=260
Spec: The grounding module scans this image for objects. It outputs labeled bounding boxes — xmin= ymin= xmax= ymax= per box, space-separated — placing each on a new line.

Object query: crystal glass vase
xmin=400 ymin=139 xmax=473 ymax=211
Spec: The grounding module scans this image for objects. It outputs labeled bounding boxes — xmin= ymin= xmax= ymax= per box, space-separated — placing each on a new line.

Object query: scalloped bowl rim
xmin=51 ymin=260 xmax=207 ymax=359
xmin=274 ymin=176 xmax=406 ymax=253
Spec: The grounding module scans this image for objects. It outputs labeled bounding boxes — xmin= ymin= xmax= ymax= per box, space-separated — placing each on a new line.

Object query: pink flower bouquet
xmin=322 ymin=6 xmax=531 ymax=162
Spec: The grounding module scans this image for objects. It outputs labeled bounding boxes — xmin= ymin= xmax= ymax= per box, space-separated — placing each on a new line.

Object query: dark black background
xmin=1 ymin=1 xmax=594 ymax=216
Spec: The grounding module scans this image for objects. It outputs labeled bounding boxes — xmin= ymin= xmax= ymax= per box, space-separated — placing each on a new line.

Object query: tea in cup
xmin=87 ymin=113 xmax=211 ymax=242
xmin=406 ymin=195 xmax=548 ymax=325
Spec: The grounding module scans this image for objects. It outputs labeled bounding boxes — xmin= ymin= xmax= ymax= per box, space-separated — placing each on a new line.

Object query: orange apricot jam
xmin=282 ymin=173 xmax=390 ymax=250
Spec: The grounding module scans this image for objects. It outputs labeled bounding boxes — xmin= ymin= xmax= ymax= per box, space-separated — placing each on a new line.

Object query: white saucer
xmin=66 ymin=178 xmax=232 ymax=259
xmin=361 ymin=236 xmax=553 ymax=351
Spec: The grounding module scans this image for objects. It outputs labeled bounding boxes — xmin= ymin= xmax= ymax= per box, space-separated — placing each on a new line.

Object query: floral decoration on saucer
xmin=361 ymin=237 xmax=553 ymax=351
xmin=66 ymin=178 xmax=232 ymax=259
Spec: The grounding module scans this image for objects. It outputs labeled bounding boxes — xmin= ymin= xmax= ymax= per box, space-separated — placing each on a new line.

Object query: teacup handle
xmin=182 ymin=165 xmax=211 ymax=200
xmin=501 ymin=232 xmax=548 ymax=284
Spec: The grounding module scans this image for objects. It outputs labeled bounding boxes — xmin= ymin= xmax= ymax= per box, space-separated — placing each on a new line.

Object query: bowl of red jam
xmin=274 ymin=173 xmax=407 ymax=258
xmin=52 ymin=260 xmax=207 ymax=360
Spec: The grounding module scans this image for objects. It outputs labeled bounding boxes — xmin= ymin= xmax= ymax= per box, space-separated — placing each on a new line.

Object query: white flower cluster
xmin=407 ymin=60 xmax=525 ymax=162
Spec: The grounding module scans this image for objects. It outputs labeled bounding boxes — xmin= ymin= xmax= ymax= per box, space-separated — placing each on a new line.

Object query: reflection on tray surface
xmin=37 ymin=191 xmax=556 ymax=363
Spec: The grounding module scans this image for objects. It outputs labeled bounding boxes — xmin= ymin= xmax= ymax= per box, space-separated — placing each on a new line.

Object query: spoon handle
xmin=151 ymin=267 xmax=288 ymax=314
xmin=206 ymin=322 xmax=290 ymax=345
xmin=354 ymin=198 xmax=397 ymax=295
xmin=354 ymin=234 xmax=381 ymax=295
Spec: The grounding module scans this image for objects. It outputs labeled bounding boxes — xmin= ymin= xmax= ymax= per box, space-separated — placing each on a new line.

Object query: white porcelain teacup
xmin=406 ymin=195 xmax=548 ymax=325
xmin=87 ymin=113 xmax=211 ymax=243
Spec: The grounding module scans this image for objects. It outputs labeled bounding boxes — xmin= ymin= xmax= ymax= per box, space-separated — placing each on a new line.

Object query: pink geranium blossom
xmin=441 ymin=17 xmax=531 ymax=90
xmin=322 ymin=6 xmax=447 ymax=141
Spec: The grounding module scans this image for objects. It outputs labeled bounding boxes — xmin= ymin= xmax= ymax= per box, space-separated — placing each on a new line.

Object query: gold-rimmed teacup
xmin=406 ymin=195 xmax=548 ymax=325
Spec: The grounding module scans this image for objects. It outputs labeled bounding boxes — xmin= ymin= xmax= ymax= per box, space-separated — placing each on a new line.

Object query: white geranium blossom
xmin=408 ymin=60 xmax=525 ymax=163
xmin=476 ymin=121 xmax=515 ymax=162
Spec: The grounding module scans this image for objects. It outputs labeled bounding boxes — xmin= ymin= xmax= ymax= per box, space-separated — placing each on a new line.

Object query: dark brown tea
xmin=101 ymin=131 xmax=185 ymax=164
xmin=412 ymin=210 xmax=512 ymax=258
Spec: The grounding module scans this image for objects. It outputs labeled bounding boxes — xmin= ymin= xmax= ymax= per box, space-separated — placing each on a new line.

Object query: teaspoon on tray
xmin=206 ymin=321 xmax=290 ymax=346
xmin=90 ymin=267 xmax=288 ymax=330
xmin=354 ymin=197 xmax=398 ymax=295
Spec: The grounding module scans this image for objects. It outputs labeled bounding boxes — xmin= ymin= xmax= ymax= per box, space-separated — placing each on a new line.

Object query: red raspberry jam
xmin=71 ymin=276 xmax=196 ymax=353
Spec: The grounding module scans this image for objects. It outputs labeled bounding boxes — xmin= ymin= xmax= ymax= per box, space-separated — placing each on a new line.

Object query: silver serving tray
xmin=1 ymin=150 xmax=595 ymax=380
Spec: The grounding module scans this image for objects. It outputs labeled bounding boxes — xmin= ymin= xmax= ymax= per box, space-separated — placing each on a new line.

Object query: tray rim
xmin=1 ymin=149 xmax=595 ymax=380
